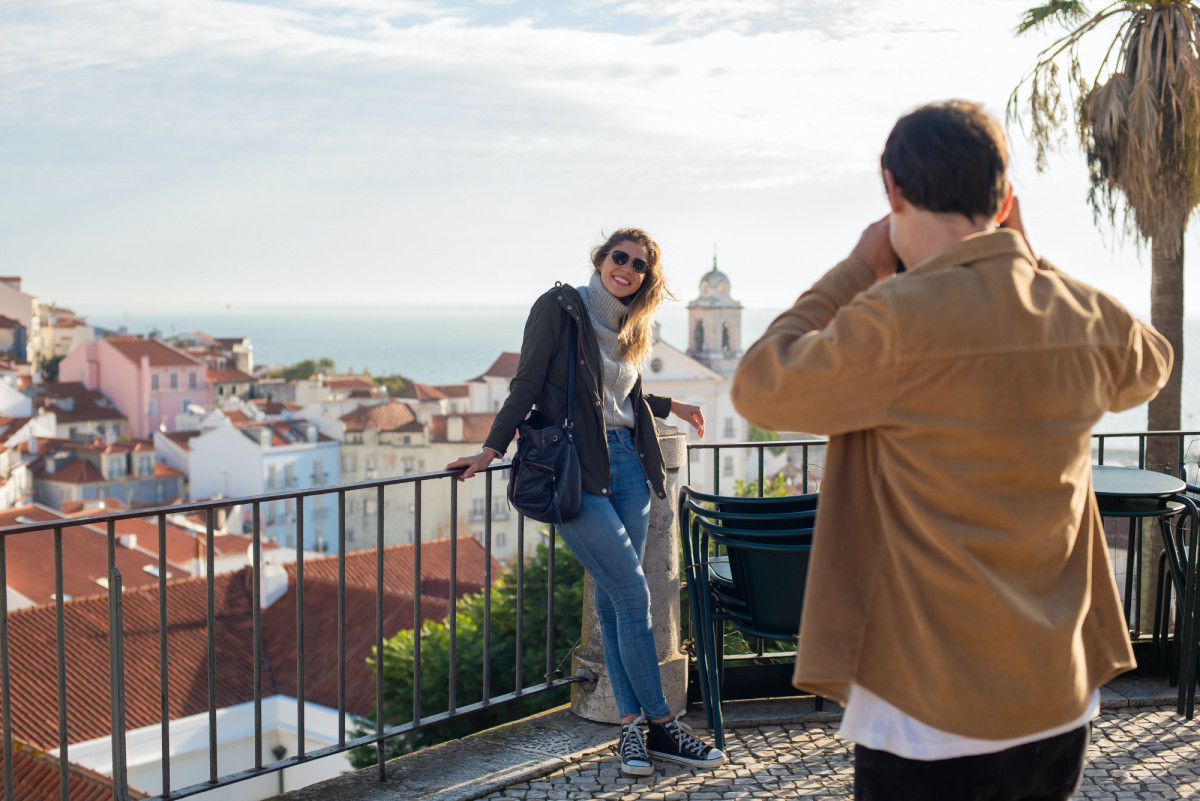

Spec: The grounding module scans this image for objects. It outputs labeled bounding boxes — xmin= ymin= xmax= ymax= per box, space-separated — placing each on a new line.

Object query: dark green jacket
xmin=484 ymin=283 xmax=672 ymax=500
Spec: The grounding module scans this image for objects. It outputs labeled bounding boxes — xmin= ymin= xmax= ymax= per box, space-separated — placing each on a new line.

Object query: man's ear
xmin=883 ymin=171 xmax=905 ymax=214
xmin=993 ymin=183 xmax=1014 ymax=225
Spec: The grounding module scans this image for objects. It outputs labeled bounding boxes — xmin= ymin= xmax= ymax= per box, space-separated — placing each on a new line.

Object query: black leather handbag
xmin=507 ymin=318 xmax=582 ymax=526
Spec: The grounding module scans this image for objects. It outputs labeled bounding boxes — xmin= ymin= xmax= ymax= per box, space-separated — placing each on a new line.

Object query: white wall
xmin=189 ymin=425 xmax=262 ymax=501
xmin=58 ymin=696 xmax=353 ymax=801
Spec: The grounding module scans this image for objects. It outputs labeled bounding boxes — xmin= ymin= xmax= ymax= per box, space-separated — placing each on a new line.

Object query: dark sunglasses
xmin=606 ymin=250 xmax=650 ymax=274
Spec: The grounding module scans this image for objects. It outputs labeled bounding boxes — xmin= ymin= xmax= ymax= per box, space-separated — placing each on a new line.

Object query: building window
xmin=151 ymin=374 xmax=159 ymax=391
xmin=154 ymin=481 xmax=166 ymax=502
xmin=364 ymin=498 xmax=377 ymax=516
xmin=497 ymin=532 xmax=506 ymax=548
xmin=148 ymin=399 xmax=158 ymax=418
xmin=403 ymin=458 xmax=415 ymax=474
xmin=189 ymin=371 xmax=197 ymax=390
xmin=723 ymin=456 xmax=734 ymax=477
xmin=139 ymin=455 xmax=152 ymax=476
xmin=402 ymin=435 xmax=411 ymax=445
xmin=724 ymin=418 xmax=735 ymax=438
xmin=170 ymin=373 xmax=178 ymax=390
xmin=471 ymin=498 xmax=486 ymax=521
xmin=267 ymin=464 xmax=277 ymax=490
xmin=108 ymin=458 xmax=123 ymax=478
xmin=343 ymin=454 xmax=356 ymax=472
xmin=283 ymin=463 xmax=295 ymax=488
xmin=218 ymin=385 xmax=225 ymax=396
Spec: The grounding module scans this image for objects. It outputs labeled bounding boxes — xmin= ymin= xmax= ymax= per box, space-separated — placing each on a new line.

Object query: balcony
xmin=2 ymin=431 xmax=1199 ymax=801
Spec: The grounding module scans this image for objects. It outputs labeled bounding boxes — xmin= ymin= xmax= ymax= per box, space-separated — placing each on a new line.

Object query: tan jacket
xmin=731 ymin=229 xmax=1172 ymax=739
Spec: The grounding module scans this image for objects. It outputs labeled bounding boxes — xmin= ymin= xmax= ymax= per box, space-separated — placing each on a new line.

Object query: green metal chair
xmin=679 ymin=487 xmax=821 ymax=748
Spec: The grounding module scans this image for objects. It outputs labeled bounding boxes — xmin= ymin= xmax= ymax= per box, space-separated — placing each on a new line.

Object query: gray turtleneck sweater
xmin=577 ymin=272 xmax=638 ymax=431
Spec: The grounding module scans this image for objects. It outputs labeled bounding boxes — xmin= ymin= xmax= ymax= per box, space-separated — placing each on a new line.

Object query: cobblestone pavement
xmin=484 ymin=705 xmax=1200 ymax=800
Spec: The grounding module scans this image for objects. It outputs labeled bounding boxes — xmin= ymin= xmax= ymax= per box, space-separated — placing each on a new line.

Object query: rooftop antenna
xmin=713 ymin=244 xmax=718 ymax=271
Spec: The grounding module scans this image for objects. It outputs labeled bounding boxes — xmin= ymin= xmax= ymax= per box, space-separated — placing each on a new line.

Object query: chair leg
xmin=710 ymin=613 xmax=725 ymax=749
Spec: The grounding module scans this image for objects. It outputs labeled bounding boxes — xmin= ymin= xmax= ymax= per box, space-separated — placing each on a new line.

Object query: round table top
xmin=1092 ymin=464 xmax=1185 ymax=499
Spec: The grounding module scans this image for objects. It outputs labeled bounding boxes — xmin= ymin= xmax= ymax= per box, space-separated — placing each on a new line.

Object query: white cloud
xmin=0 ymin=0 xmax=1183 ymax=315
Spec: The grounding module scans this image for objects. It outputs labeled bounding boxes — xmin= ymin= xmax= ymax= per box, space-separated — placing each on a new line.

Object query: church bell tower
xmin=687 ymin=252 xmax=743 ymax=378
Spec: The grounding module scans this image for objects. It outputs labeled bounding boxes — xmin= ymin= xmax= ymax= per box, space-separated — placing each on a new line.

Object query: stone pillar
xmin=570 ymin=427 xmax=688 ymax=723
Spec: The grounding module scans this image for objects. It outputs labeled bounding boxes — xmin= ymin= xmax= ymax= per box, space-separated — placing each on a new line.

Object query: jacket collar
xmin=906 ymin=228 xmax=1036 ymax=276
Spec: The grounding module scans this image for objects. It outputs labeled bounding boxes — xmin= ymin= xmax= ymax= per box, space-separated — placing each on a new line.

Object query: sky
xmin=4 ymin=0 xmax=1198 ymax=317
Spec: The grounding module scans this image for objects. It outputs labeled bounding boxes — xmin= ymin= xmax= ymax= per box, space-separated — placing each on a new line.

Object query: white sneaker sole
xmin=620 ymin=760 xmax=654 ymax=777
xmin=646 ymin=749 xmax=726 ymax=769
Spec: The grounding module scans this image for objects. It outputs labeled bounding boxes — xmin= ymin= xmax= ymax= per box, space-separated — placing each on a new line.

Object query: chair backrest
xmin=680 ymin=487 xmax=817 ymax=641
xmin=701 ymin=518 xmax=813 ymax=639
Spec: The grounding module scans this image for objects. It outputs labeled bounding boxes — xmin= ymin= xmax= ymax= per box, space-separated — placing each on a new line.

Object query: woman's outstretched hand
xmin=670 ymin=400 xmax=705 ymax=436
xmin=446 ymin=450 xmax=496 ymax=481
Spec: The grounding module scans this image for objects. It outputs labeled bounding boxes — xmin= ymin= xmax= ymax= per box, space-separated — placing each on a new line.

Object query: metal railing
xmin=692 ymin=430 xmax=1200 ymax=496
xmin=686 ymin=430 xmax=1200 ymax=646
xmin=0 ymin=464 xmax=576 ymax=801
xmin=687 ymin=437 xmax=827 ymax=496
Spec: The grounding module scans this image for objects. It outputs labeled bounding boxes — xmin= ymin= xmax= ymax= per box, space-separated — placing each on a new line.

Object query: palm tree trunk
xmin=1145 ymin=233 xmax=1185 ymax=473
xmin=1139 ymin=232 xmax=1184 ymax=636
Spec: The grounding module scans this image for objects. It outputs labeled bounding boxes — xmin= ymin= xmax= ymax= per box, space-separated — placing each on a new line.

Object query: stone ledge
xmin=265 ymin=695 xmax=836 ymax=801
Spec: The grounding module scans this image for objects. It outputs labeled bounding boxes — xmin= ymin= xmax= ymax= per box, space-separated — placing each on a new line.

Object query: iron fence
xmin=0 ymin=463 xmax=577 ymax=801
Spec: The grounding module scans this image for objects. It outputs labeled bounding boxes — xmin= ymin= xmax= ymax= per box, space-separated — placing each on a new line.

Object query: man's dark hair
xmin=881 ymin=100 xmax=1009 ymax=220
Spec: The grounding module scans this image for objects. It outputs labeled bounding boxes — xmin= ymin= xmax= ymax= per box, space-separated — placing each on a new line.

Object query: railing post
xmin=571 ymin=427 xmax=688 ymax=722
xmin=108 ymin=568 xmax=130 ymax=801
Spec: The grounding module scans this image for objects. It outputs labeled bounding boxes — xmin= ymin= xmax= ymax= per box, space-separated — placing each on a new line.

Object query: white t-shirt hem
xmin=839 ymin=683 xmax=1099 ymax=761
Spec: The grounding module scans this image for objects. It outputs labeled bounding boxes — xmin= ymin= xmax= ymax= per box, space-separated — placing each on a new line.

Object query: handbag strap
xmin=564 ymin=317 xmax=578 ymax=438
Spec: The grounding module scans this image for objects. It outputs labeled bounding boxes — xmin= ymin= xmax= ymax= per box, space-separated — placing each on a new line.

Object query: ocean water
xmin=88 ymin=305 xmax=1200 ymax=436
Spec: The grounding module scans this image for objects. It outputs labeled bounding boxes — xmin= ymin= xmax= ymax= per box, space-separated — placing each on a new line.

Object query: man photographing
xmin=732 ymin=100 xmax=1173 ymax=800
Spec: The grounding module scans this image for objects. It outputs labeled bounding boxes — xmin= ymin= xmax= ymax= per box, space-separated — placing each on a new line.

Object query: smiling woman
xmin=445 ymin=225 xmax=719 ymax=776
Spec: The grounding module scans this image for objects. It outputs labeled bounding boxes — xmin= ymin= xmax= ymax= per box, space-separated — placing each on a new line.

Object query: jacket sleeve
xmin=732 ymin=257 xmax=900 ymax=436
xmin=483 ymin=292 xmax=563 ymax=456
xmin=643 ymin=393 xmax=672 ymax=418
xmin=1110 ymin=318 xmax=1173 ymax=413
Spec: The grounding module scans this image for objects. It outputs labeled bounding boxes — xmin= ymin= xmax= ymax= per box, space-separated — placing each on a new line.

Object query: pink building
xmin=58 ymin=337 xmax=210 ymax=438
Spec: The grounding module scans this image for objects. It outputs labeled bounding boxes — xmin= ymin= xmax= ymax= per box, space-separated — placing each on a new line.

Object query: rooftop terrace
xmin=269 ymin=675 xmax=1197 ymax=801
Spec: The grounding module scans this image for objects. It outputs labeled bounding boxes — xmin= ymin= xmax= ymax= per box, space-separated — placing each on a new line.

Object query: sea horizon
xmin=82 ymin=305 xmax=1200 ymax=437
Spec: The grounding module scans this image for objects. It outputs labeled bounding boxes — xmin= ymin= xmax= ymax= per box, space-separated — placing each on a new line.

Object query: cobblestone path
xmin=486 ymin=705 xmax=1199 ymax=800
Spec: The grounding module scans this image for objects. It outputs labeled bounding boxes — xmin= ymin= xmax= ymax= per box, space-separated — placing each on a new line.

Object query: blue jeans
xmin=556 ymin=428 xmax=669 ymax=720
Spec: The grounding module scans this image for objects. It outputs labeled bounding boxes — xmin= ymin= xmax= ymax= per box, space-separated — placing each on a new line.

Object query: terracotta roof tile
xmin=473 ymin=353 xmax=520 ymax=381
xmin=429 ymin=413 xmax=498 ymax=444
xmin=0 ymin=417 xmax=33 ymax=444
xmin=164 ymin=431 xmax=201 ymax=451
xmin=325 ymin=375 xmax=377 ymax=391
xmin=6 ymin=741 xmax=150 ymax=801
xmin=1 ymin=506 xmax=163 ymax=605
xmin=103 ymin=337 xmax=204 ymax=368
xmin=2 ymin=570 xmax=270 ymax=749
xmin=207 ymin=368 xmax=254 ymax=384
xmin=283 ymin=537 xmax=499 ymax=601
xmin=392 ymin=382 xmax=447 ymax=401
xmin=0 ymin=315 xmax=20 ymax=329
xmin=261 ymin=579 xmax=449 ymax=716
xmin=36 ymin=458 xmax=105 ymax=485
xmin=339 ymin=401 xmax=423 ymax=433
xmin=436 ymin=384 xmax=470 ymax=398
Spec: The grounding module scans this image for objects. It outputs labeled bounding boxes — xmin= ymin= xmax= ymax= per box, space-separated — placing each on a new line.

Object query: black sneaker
xmin=646 ymin=712 xmax=726 ymax=769
xmin=617 ymin=715 xmax=654 ymax=777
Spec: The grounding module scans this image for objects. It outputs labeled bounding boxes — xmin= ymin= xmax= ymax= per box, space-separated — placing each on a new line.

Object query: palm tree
xmin=1009 ymin=0 xmax=1200 ymax=473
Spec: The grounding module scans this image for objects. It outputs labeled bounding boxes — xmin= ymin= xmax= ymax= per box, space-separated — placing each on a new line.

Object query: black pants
xmin=854 ymin=724 xmax=1090 ymax=801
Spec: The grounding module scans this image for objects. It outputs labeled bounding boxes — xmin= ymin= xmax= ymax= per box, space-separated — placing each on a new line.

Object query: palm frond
xmin=1016 ymin=0 xmax=1090 ymax=35
xmin=1086 ymin=72 xmax=1132 ymax=142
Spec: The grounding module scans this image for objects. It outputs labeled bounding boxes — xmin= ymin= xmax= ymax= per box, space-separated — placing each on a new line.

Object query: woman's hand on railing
xmin=446 ymin=449 xmax=496 ymax=481
xmin=671 ymin=400 xmax=705 ymax=436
